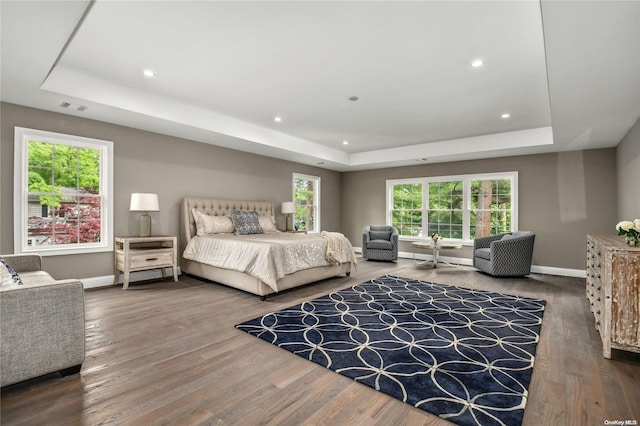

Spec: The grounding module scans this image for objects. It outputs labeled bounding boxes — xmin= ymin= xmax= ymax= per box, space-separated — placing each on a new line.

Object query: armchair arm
xmin=1 ymin=254 xmax=42 ymax=273
xmin=474 ymin=234 xmax=504 ymax=250
xmin=489 ymin=234 xmax=535 ymax=276
xmin=390 ymin=227 xmax=399 ymax=257
xmin=362 ymin=226 xmax=372 ymax=243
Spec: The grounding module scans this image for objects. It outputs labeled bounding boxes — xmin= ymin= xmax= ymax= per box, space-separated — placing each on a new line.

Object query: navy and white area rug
xmin=236 ymin=275 xmax=546 ymax=426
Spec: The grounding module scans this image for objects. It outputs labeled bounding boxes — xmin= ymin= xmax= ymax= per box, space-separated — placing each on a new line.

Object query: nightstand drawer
xmin=128 ymin=249 xmax=174 ymax=270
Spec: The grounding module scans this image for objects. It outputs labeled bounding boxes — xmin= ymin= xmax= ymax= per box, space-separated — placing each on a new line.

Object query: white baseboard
xmin=82 ymin=267 xmax=182 ymax=290
xmin=530 ymin=265 xmax=586 ymax=278
xmin=354 ymin=246 xmax=586 ymax=278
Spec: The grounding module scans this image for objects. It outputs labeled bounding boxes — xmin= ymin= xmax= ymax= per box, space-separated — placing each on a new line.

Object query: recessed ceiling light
xmin=342 ymin=140 xmax=349 ymax=145
xmin=501 ymin=113 xmax=511 ymax=119
xmin=471 ymin=59 xmax=484 ymax=68
xmin=274 ymin=116 xmax=282 ymax=123
xmin=143 ymin=69 xmax=155 ymax=77
xmin=348 ymin=96 xmax=359 ymax=102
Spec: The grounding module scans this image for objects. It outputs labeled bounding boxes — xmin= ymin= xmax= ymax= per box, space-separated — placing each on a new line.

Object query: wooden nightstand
xmin=114 ymin=236 xmax=178 ymax=290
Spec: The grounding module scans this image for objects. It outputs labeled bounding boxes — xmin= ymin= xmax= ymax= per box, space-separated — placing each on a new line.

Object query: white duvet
xmin=182 ymin=232 xmax=356 ymax=292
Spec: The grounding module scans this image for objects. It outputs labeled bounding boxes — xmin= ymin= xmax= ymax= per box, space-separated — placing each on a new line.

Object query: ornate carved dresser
xmin=586 ymin=234 xmax=640 ymax=358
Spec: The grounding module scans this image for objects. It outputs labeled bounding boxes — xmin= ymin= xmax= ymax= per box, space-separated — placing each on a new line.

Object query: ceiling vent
xmin=59 ymin=102 xmax=88 ymax=112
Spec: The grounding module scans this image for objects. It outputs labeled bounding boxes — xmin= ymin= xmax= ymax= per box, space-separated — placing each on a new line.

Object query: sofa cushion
xmin=475 ymin=248 xmax=491 ymax=261
xmin=17 ymin=271 xmax=56 ymax=285
xmin=0 ymin=258 xmax=23 ymax=286
xmin=367 ymin=240 xmax=393 ymax=250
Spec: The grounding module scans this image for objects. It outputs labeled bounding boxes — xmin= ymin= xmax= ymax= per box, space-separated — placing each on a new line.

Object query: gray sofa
xmin=473 ymin=231 xmax=535 ymax=277
xmin=0 ymin=254 xmax=85 ymax=387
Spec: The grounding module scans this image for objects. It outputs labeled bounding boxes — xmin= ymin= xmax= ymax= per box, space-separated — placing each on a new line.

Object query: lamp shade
xmin=130 ymin=193 xmax=159 ymax=212
xmin=281 ymin=201 xmax=296 ymax=214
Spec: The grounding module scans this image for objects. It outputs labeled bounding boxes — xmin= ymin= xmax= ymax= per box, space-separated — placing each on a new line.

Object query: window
xmin=387 ymin=172 xmax=517 ymax=242
xmin=14 ymin=127 xmax=114 ymax=256
xmin=293 ymin=173 xmax=320 ymax=233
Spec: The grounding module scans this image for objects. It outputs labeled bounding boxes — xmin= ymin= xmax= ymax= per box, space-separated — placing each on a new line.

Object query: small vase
xmin=626 ymin=236 xmax=640 ymax=247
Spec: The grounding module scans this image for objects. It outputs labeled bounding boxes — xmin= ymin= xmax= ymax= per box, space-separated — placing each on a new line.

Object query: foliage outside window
xmin=293 ymin=173 xmax=320 ymax=233
xmin=387 ymin=172 xmax=517 ymax=242
xmin=14 ymin=127 xmax=113 ymax=256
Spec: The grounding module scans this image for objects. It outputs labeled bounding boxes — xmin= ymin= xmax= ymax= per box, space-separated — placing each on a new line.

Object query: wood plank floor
xmin=2 ymin=258 xmax=639 ymax=425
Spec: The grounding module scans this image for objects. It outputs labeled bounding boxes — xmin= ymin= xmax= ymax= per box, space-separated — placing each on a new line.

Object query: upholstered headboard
xmin=179 ymin=197 xmax=275 ymax=260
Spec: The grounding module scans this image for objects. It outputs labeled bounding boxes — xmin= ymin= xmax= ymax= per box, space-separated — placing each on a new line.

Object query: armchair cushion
xmin=367 ymin=240 xmax=393 ymax=250
xmin=475 ymin=248 xmax=491 ymax=261
xmin=369 ymin=230 xmax=391 ymax=241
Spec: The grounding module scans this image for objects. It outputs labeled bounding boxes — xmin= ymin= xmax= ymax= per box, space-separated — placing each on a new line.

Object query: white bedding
xmin=182 ymin=232 xmax=356 ymax=292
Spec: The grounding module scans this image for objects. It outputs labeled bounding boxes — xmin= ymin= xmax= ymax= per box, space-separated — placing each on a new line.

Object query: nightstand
xmin=114 ymin=236 xmax=178 ymax=290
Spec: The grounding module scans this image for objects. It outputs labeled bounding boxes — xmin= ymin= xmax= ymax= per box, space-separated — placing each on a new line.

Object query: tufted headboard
xmin=179 ymin=197 xmax=275 ymax=260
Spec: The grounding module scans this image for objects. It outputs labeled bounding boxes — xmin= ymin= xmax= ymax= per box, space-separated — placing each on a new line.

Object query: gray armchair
xmin=362 ymin=225 xmax=399 ymax=262
xmin=473 ymin=231 xmax=535 ymax=277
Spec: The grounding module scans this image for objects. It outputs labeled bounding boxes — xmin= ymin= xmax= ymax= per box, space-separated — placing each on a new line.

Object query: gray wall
xmin=1 ymin=102 xmax=631 ymax=276
xmin=617 ymin=116 xmax=640 ymax=220
xmin=1 ymin=102 xmax=341 ymax=280
xmin=341 ymin=149 xmax=618 ymax=270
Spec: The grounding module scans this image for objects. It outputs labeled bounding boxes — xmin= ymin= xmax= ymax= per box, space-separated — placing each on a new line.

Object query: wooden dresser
xmin=586 ymin=234 xmax=640 ymax=358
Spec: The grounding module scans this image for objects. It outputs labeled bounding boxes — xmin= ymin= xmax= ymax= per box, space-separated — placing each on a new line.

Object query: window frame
xmin=386 ymin=171 xmax=518 ymax=244
xmin=14 ymin=127 xmax=114 ymax=256
xmin=292 ymin=172 xmax=321 ymax=234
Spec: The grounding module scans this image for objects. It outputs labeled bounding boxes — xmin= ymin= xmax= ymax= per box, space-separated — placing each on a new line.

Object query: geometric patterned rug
xmin=236 ymin=275 xmax=546 ymax=426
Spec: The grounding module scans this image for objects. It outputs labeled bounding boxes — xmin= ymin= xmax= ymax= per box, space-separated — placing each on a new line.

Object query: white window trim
xmin=386 ymin=171 xmax=518 ymax=244
xmin=292 ymin=172 xmax=321 ymax=233
xmin=14 ymin=127 xmax=114 ymax=256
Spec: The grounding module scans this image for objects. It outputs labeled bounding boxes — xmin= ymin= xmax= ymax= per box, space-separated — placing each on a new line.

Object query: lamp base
xmin=139 ymin=214 xmax=151 ymax=237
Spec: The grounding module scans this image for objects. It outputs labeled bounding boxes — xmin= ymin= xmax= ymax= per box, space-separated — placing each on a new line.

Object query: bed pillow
xmin=258 ymin=215 xmax=279 ymax=233
xmin=0 ymin=258 xmax=23 ymax=286
xmin=231 ymin=210 xmax=264 ymax=235
xmin=192 ymin=210 xmax=235 ymax=235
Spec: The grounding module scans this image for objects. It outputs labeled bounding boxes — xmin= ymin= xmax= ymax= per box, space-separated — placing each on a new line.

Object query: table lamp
xmin=281 ymin=201 xmax=296 ymax=231
xmin=130 ymin=193 xmax=159 ymax=237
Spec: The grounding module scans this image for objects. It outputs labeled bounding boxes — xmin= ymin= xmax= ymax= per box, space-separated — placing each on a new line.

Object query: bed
xmin=180 ymin=197 xmax=356 ymax=299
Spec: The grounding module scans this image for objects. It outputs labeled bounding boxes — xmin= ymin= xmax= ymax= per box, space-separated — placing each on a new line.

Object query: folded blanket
xmin=321 ymin=231 xmax=357 ymax=268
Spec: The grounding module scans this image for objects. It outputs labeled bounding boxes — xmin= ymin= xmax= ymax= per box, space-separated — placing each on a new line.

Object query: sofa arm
xmin=1 ymin=254 xmax=42 ymax=273
xmin=0 ymin=279 xmax=85 ymax=387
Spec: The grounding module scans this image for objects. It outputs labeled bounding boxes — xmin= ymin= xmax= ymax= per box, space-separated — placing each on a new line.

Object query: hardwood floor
xmin=2 ymin=258 xmax=639 ymax=425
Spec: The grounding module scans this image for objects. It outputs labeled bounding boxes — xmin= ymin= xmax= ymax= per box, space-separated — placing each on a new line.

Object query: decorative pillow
xmin=0 ymin=258 xmax=23 ymax=286
xmin=230 ymin=210 xmax=264 ymax=235
xmin=369 ymin=230 xmax=391 ymax=241
xmin=501 ymin=233 xmax=516 ymax=240
xmin=192 ymin=210 xmax=235 ymax=235
xmin=258 ymin=215 xmax=279 ymax=233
